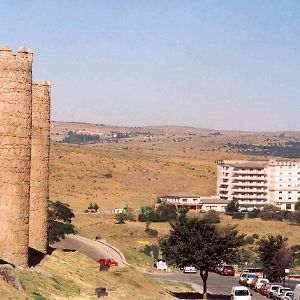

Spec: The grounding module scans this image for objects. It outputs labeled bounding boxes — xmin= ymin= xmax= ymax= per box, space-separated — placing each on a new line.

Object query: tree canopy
xmin=48 ymin=200 xmax=76 ymax=244
xmin=257 ymin=235 xmax=292 ymax=282
xmin=159 ymin=216 xmax=245 ymax=298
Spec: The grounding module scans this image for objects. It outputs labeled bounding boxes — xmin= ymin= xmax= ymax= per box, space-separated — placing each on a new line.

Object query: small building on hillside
xmin=160 ymin=193 xmax=202 ymax=212
xmin=201 ymin=196 xmax=228 ymax=212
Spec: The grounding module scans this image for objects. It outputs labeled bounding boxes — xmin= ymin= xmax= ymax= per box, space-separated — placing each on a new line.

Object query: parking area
xmin=148 ymin=271 xmax=297 ymax=299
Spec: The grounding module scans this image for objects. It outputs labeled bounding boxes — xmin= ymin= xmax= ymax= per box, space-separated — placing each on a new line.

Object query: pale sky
xmin=1 ymin=1 xmax=299 ymax=131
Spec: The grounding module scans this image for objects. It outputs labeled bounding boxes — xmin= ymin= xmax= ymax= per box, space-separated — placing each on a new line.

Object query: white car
xmin=183 ymin=266 xmax=197 ymax=273
xmin=280 ymin=290 xmax=294 ymax=300
xmin=274 ymin=287 xmax=291 ymax=299
xmin=231 ymin=286 xmax=252 ymax=300
xmin=255 ymin=278 xmax=269 ymax=291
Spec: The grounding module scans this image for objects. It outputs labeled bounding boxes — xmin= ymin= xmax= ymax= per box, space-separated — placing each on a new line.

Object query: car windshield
xmin=235 ymin=290 xmax=249 ymax=296
xmin=247 ymin=274 xmax=256 ymax=278
xmin=286 ymin=292 xmax=293 ymax=296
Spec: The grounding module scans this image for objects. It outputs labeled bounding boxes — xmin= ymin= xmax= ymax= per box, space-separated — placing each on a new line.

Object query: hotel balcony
xmin=232 ymin=182 xmax=267 ymax=187
xmin=232 ymin=187 xmax=267 ymax=193
xmin=232 ymin=169 xmax=266 ymax=175
xmin=233 ymin=194 xmax=267 ymax=200
xmin=232 ymin=175 xmax=266 ymax=180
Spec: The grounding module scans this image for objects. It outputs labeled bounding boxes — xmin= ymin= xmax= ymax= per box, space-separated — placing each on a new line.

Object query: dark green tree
xmin=225 ymin=199 xmax=240 ymax=214
xmin=160 ymin=216 xmax=245 ymax=299
xmin=48 ymin=200 xmax=76 ymax=244
xmin=257 ymin=235 xmax=292 ymax=282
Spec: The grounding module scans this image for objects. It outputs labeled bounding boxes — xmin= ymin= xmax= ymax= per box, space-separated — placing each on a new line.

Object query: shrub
xmin=115 ymin=213 xmax=126 ymax=224
xmin=138 ymin=202 xmax=177 ymax=222
xmin=260 ymin=205 xmax=283 ymax=221
xmin=144 ymin=245 xmax=152 ymax=256
xmin=248 ymin=208 xmax=260 ymax=219
xmin=203 ymin=210 xmax=220 ymax=224
xmin=232 ymin=212 xmax=245 ymax=220
xmin=244 ymin=236 xmax=255 ymax=244
xmin=145 ymin=222 xmax=158 ymax=237
xmin=126 ymin=212 xmax=137 ymax=222
xmin=152 ymin=244 xmax=159 ymax=260
xmin=252 ymin=233 xmax=259 ymax=239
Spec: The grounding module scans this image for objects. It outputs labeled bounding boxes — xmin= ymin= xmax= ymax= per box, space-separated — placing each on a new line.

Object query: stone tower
xmin=0 ymin=46 xmax=33 ymax=267
xmin=29 ymin=81 xmax=51 ymax=253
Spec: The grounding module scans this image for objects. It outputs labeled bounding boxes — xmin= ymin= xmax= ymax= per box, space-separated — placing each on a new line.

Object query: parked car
xmin=239 ymin=273 xmax=256 ymax=286
xmin=267 ymin=284 xmax=283 ymax=299
xmin=274 ymin=287 xmax=291 ymax=300
xmin=183 ymin=266 xmax=197 ymax=273
xmin=255 ymin=278 xmax=269 ymax=291
xmin=96 ymin=258 xmax=118 ymax=266
xmin=278 ymin=290 xmax=294 ymax=300
xmin=260 ymin=282 xmax=274 ymax=296
xmin=154 ymin=260 xmax=168 ymax=271
xmin=250 ymin=277 xmax=258 ymax=290
xmin=231 ymin=286 xmax=252 ymax=300
xmin=245 ymin=274 xmax=258 ymax=287
xmin=222 ymin=265 xmax=235 ymax=276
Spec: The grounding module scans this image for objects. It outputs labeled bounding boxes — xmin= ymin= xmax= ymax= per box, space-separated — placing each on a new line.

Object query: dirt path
xmin=52 ymin=235 xmax=125 ymax=266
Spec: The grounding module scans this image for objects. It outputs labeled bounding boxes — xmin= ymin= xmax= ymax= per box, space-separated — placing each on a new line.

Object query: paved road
xmin=148 ymin=272 xmax=267 ymax=300
xmin=52 ymin=235 xmax=125 ymax=266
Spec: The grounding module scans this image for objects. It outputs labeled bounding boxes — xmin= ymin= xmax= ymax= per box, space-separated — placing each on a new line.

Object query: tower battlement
xmin=0 ymin=45 xmax=33 ymax=64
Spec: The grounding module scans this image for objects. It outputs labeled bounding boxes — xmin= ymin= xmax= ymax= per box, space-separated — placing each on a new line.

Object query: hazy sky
xmin=1 ymin=1 xmax=299 ymax=131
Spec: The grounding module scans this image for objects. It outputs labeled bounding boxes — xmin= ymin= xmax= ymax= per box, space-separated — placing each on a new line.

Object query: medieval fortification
xmin=0 ymin=45 xmax=50 ymax=267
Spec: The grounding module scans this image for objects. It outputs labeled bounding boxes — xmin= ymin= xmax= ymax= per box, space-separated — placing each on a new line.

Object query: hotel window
xmin=286 ymin=204 xmax=292 ymax=210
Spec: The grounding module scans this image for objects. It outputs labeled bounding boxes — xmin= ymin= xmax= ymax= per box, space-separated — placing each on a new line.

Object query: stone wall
xmin=29 ymin=81 xmax=51 ymax=253
xmin=0 ymin=46 xmax=33 ymax=267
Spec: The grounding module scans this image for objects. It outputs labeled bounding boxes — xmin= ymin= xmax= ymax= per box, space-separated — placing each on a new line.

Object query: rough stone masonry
xmin=0 ymin=45 xmax=50 ymax=267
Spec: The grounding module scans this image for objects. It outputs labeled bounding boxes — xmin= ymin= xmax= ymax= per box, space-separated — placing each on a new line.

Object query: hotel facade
xmin=217 ymin=159 xmax=300 ymax=211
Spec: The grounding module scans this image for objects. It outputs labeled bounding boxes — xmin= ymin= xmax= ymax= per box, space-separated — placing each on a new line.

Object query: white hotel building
xmin=217 ymin=160 xmax=300 ymax=211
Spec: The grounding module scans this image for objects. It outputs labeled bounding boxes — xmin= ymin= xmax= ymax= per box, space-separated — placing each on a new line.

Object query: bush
xmin=232 ymin=212 xmax=245 ymax=220
xmin=145 ymin=222 xmax=158 ymax=237
xmin=260 ymin=205 xmax=283 ymax=221
xmin=115 ymin=213 xmax=126 ymax=224
xmin=248 ymin=208 xmax=260 ymax=219
xmin=244 ymin=236 xmax=255 ymax=244
xmin=126 ymin=212 xmax=137 ymax=222
xmin=144 ymin=245 xmax=152 ymax=256
xmin=138 ymin=202 xmax=177 ymax=222
xmin=203 ymin=210 xmax=220 ymax=224
xmin=252 ymin=233 xmax=259 ymax=239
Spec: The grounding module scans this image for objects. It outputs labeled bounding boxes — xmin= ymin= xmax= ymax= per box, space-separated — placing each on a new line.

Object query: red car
xmin=221 ymin=265 xmax=235 ymax=276
xmin=97 ymin=258 xmax=118 ymax=266
xmin=250 ymin=277 xmax=258 ymax=290
xmin=260 ymin=282 xmax=273 ymax=296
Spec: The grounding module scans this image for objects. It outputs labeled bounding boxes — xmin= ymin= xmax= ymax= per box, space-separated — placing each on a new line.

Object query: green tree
xmin=48 ymin=200 xmax=76 ymax=244
xmin=225 ymin=199 xmax=240 ymax=214
xmin=160 ymin=216 xmax=245 ymax=299
xmin=257 ymin=235 xmax=292 ymax=282
xmin=295 ymin=200 xmax=300 ymax=211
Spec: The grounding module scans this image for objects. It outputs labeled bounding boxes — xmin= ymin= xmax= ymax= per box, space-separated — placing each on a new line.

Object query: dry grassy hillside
xmin=50 ymin=141 xmax=252 ymax=211
xmin=1 ymin=249 xmax=179 ymax=300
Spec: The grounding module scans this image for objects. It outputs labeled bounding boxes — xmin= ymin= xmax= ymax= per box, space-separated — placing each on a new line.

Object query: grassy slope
xmin=1 ymin=250 xmax=179 ymax=300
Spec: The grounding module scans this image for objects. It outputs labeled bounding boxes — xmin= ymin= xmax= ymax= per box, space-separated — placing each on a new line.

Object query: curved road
xmin=52 ymin=235 xmax=125 ymax=266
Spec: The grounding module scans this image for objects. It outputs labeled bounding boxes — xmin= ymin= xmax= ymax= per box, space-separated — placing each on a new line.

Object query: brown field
xmin=50 ymin=141 xmax=254 ymax=211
